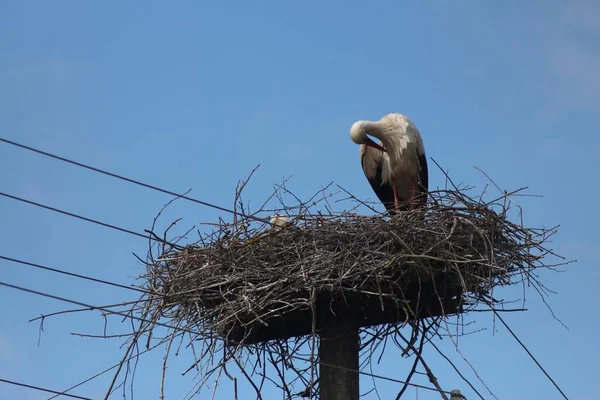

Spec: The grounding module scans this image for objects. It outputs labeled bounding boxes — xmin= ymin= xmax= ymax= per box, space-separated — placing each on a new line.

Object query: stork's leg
xmin=393 ymin=186 xmax=401 ymax=213
xmin=408 ymin=183 xmax=416 ymax=210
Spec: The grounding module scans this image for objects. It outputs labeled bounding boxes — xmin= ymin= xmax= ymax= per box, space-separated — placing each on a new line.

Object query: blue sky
xmin=1 ymin=1 xmax=599 ymax=399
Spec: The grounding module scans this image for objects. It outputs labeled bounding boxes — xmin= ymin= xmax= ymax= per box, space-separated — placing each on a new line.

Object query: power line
xmin=0 ymin=254 xmax=148 ymax=294
xmin=47 ymin=343 xmax=163 ymax=400
xmin=0 ymin=136 xmax=270 ymax=224
xmin=0 ymin=138 xmax=342 ymax=251
xmin=0 ymin=279 xmax=454 ymax=396
xmin=0 ymin=377 xmax=93 ymax=400
xmin=0 ymin=137 xmax=456 ymax=396
xmin=1 ymin=255 xmax=457 ymax=396
xmin=0 ymin=191 xmax=181 ymax=249
xmin=493 ymin=311 xmax=569 ymax=400
xmin=0 ymin=280 xmax=159 ymax=326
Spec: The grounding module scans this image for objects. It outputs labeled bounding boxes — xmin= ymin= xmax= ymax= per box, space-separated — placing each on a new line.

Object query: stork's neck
xmin=360 ymin=121 xmax=394 ymax=150
xmin=365 ymin=120 xmax=409 ymax=169
xmin=360 ymin=121 xmax=384 ymax=137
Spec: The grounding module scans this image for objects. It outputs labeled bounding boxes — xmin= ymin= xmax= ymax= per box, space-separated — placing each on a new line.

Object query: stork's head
xmin=349 ymin=121 xmax=387 ymax=152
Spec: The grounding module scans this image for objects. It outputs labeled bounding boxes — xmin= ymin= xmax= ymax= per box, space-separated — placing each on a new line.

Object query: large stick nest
xmin=140 ymin=176 xmax=561 ymax=347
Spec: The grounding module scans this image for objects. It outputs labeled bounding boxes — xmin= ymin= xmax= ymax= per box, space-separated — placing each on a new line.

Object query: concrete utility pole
xmin=319 ymin=316 xmax=359 ymax=400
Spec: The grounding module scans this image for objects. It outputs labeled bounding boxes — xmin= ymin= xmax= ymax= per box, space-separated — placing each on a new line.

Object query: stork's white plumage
xmin=350 ymin=113 xmax=428 ymax=214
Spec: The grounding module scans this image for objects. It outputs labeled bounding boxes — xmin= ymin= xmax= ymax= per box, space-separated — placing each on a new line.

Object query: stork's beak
xmin=365 ymin=137 xmax=387 ymax=152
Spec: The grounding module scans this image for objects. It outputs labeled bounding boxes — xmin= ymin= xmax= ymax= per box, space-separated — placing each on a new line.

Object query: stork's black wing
xmin=416 ymin=148 xmax=429 ymax=206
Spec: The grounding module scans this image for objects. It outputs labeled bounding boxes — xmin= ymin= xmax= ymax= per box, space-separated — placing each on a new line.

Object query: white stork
xmin=349 ymin=113 xmax=428 ymax=214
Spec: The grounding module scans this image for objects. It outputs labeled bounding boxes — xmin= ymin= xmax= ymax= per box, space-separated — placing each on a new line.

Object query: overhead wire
xmin=0 ymin=136 xmax=271 ymax=224
xmin=0 ymin=191 xmax=181 ymax=249
xmin=0 ymin=378 xmax=93 ymax=400
xmin=0 ymin=137 xmax=367 ymax=259
xmin=0 ymin=254 xmax=148 ymax=294
xmin=45 ymin=342 xmax=164 ymax=400
xmin=0 ymin=279 xmax=456 ymax=397
xmin=1 ymin=254 xmax=461 ymax=397
xmin=493 ymin=311 xmax=569 ymax=400
xmin=0 ymin=254 xmax=460 ymax=397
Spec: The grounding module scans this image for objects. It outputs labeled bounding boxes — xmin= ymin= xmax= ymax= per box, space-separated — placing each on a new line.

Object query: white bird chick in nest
xmin=269 ymin=214 xmax=293 ymax=230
